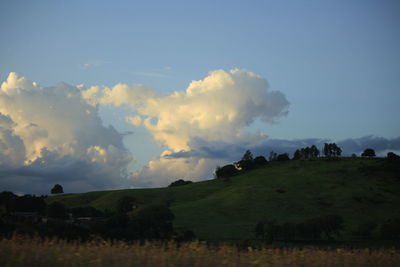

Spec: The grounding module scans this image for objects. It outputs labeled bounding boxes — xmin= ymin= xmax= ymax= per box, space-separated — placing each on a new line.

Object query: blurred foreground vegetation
xmin=1 ymin=235 xmax=399 ymax=267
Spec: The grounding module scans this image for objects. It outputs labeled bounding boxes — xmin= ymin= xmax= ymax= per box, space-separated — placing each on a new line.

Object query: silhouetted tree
xmin=310 ymin=145 xmax=320 ymax=158
xmin=323 ymin=143 xmax=329 ymax=157
xmin=293 ymin=146 xmax=320 ymax=160
xmin=293 ymin=149 xmax=301 ymax=160
xmin=236 ymin=150 xmax=256 ymax=171
xmin=361 ymin=148 xmax=376 ymax=157
xmin=276 ymin=153 xmax=290 ymax=161
xmin=323 ymin=143 xmax=342 ymax=157
xmin=254 ymin=155 xmax=268 ymax=166
xmin=51 ymin=184 xmax=63 ymax=194
xmin=215 ymin=164 xmax=239 ymax=179
xmin=387 ymin=152 xmax=400 ymax=161
xmin=269 ymin=151 xmax=277 ymax=161
xmin=335 ymin=145 xmax=342 ymax=157
xmin=242 ymin=150 xmax=254 ymax=161
xmin=303 ymin=147 xmax=311 ymax=159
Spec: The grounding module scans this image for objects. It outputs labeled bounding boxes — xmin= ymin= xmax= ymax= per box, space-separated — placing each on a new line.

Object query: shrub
xmin=168 ymin=179 xmax=193 ymax=187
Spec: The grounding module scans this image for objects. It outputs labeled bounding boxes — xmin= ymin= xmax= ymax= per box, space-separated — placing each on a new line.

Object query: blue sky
xmin=0 ymin=0 xmax=399 ymax=193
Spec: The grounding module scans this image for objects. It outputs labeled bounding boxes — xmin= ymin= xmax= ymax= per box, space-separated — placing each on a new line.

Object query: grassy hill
xmin=48 ymin=158 xmax=400 ymax=241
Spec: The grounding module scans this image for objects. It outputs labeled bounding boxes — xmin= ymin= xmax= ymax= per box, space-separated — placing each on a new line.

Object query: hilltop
xmin=49 ymin=157 xmax=400 ymax=241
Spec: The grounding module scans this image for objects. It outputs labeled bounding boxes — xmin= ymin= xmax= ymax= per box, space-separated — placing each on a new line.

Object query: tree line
xmin=215 ymin=144 xmax=399 ymax=180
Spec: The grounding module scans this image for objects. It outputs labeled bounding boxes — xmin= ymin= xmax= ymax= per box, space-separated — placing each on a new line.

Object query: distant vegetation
xmin=0 ymin=191 xmax=192 ymax=242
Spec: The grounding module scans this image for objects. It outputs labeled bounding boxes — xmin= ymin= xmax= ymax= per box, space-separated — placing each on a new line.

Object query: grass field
xmin=48 ymin=158 xmax=400 ymax=241
xmin=1 ymin=235 xmax=399 ymax=267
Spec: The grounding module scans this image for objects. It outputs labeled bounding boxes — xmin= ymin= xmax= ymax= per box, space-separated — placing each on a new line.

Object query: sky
xmin=0 ymin=0 xmax=399 ymax=194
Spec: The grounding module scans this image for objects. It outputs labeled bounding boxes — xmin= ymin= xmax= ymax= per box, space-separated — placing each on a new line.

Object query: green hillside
xmin=48 ymin=158 xmax=400 ymax=241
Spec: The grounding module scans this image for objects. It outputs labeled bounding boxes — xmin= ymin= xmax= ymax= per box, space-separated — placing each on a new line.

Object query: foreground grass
xmin=1 ymin=236 xmax=399 ymax=267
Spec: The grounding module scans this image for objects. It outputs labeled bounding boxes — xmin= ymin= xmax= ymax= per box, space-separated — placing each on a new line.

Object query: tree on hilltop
xmin=51 ymin=184 xmax=63 ymax=194
xmin=323 ymin=143 xmax=342 ymax=157
xmin=362 ymin=148 xmax=376 ymax=157
xmin=254 ymin=155 xmax=268 ymax=166
xmin=236 ymin=150 xmax=256 ymax=171
xmin=215 ymin=164 xmax=239 ymax=179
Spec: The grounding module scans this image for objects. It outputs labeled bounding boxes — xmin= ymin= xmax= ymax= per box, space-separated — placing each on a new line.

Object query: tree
xmin=323 ymin=143 xmax=342 ymax=157
xmin=242 ymin=150 xmax=254 ymax=161
xmin=276 ymin=153 xmax=290 ymax=161
xmin=215 ymin=164 xmax=239 ymax=179
xmin=335 ymin=145 xmax=342 ymax=157
xmin=51 ymin=184 xmax=63 ymax=194
xmin=236 ymin=150 xmax=255 ymax=171
xmin=254 ymin=155 xmax=268 ymax=166
xmin=292 ymin=149 xmax=301 ymax=160
xmin=269 ymin=151 xmax=277 ymax=161
xmin=303 ymin=147 xmax=311 ymax=159
xmin=323 ymin=143 xmax=329 ymax=157
xmin=361 ymin=148 xmax=376 ymax=157
xmin=387 ymin=152 xmax=400 ymax=161
xmin=310 ymin=145 xmax=320 ymax=158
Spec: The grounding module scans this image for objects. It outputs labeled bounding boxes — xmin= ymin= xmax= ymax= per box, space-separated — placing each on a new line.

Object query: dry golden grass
xmin=1 ymin=236 xmax=399 ymax=267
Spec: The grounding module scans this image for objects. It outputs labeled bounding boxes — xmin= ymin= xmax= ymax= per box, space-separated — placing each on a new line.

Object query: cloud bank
xmin=0 ymin=73 xmax=132 ymax=194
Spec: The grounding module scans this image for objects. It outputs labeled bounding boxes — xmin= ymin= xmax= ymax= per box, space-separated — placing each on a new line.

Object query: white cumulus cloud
xmin=0 ymin=73 xmax=133 ymax=194
xmin=83 ymin=69 xmax=290 ymax=186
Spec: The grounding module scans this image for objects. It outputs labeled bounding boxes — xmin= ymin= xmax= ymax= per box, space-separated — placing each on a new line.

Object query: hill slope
xmin=49 ymin=158 xmax=400 ymax=241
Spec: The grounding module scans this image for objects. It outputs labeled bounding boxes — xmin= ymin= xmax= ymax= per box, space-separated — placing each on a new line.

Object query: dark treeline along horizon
xmin=213 ymin=143 xmax=388 ymax=180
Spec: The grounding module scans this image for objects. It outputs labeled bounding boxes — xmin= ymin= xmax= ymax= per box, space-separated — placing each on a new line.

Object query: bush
xmin=168 ymin=179 xmax=193 ymax=187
